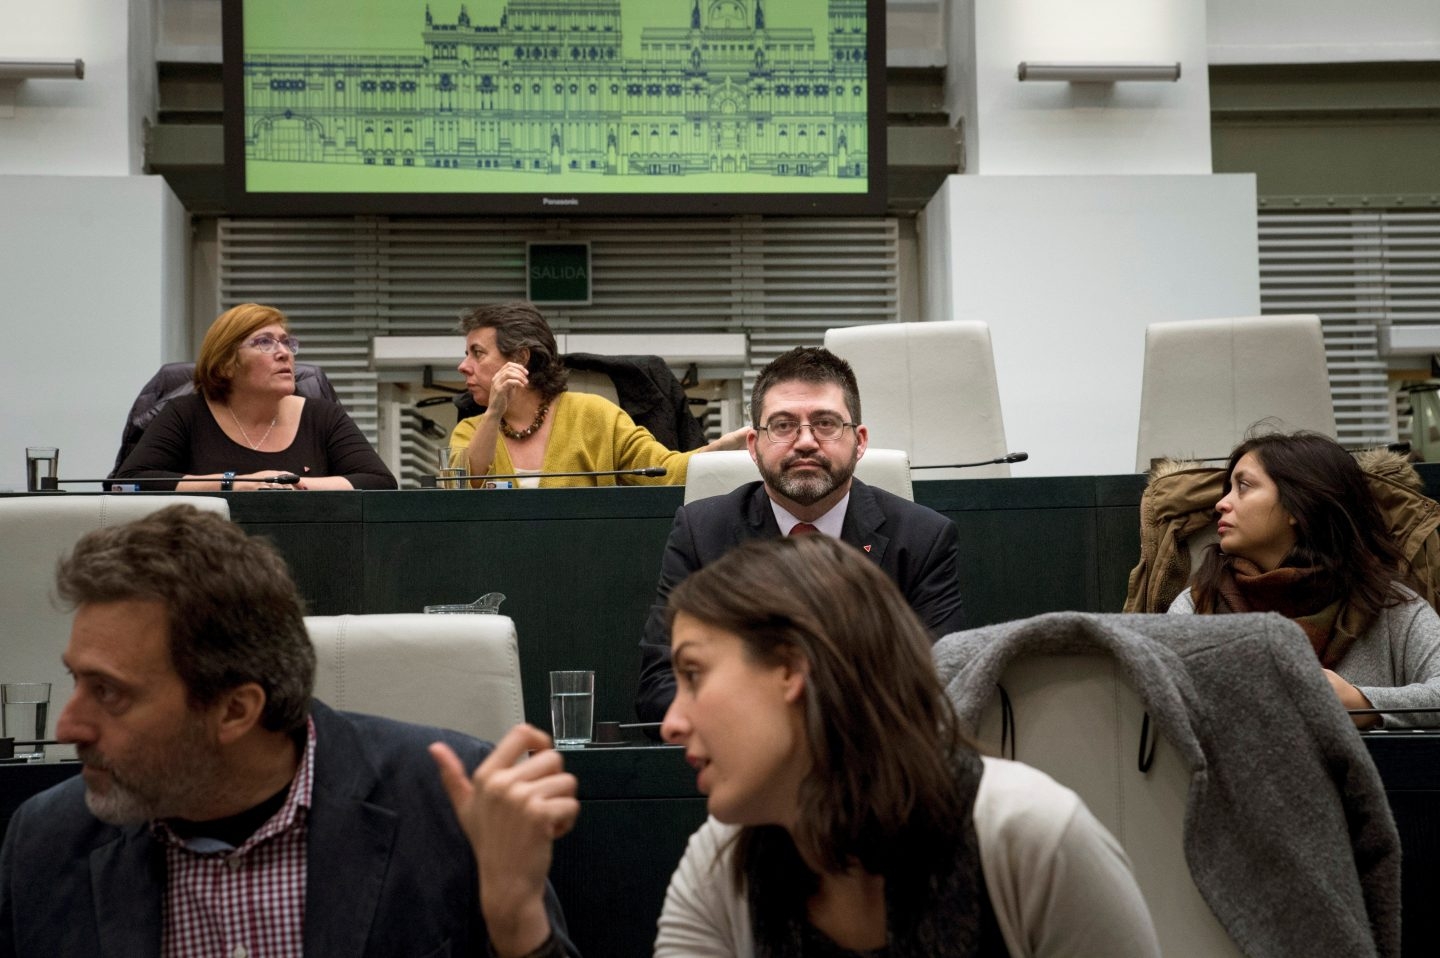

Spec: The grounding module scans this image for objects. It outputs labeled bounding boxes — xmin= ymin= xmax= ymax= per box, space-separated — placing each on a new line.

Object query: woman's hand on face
xmin=1324 ymin=668 xmax=1380 ymax=728
xmin=487 ymin=362 xmax=530 ymax=419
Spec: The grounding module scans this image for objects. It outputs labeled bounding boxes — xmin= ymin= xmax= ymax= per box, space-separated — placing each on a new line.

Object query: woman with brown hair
xmin=449 ymin=301 xmax=746 ymax=487
xmin=654 ymin=536 xmax=1159 ymax=957
xmin=115 ymin=303 xmax=395 ymax=490
xmin=1169 ymin=430 xmax=1440 ymax=727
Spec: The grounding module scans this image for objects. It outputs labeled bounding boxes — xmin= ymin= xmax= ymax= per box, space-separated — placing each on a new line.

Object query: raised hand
xmin=487 ymin=361 xmax=531 ymax=419
xmin=430 ymin=724 xmax=578 ymax=957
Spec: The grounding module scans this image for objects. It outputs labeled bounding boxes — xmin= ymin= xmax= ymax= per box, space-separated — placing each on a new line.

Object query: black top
xmin=114 ymin=393 xmax=396 ymax=489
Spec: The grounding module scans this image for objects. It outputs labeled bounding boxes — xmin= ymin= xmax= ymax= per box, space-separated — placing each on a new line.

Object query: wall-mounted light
xmin=0 ymin=58 xmax=85 ymax=117
xmin=1017 ymin=62 xmax=1181 ymax=83
xmin=0 ymin=58 xmax=85 ymax=80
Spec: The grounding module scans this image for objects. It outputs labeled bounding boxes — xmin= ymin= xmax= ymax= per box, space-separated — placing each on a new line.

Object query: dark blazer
xmin=634 ymin=479 xmax=966 ymax=722
xmin=0 ymin=702 xmax=577 ymax=958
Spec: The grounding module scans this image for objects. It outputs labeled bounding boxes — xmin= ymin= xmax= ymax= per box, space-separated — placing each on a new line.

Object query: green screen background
xmin=241 ymin=0 xmax=871 ymax=197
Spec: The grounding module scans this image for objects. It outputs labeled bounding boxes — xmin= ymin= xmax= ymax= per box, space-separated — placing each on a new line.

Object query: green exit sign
xmin=527 ymin=242 xmax=592 ymax=305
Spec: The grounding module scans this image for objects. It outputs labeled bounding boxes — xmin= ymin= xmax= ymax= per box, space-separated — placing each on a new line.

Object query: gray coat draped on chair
xmin=934 ymin=611 xmax=1401 ymax=958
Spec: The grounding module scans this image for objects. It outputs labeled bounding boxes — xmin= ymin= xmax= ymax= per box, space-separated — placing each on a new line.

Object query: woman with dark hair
xmin=654 ymin=536 xmax=1159 ymax=956
xmin=115 ymin=304 xmax=395 ymax=490
xmin=448 ymin=301 xmax=746 ymax=487
xmin=1169 ymin=431 xmax=1440 ymax=727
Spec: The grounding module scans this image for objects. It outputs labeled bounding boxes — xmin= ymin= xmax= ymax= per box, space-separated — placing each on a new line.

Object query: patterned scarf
xmin=1214 ymin=557 xmax=1364 ymax=668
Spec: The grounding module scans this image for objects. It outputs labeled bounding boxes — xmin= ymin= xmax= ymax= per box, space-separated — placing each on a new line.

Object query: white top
xmin=654 ymin=757 xmax=1161 ymax=957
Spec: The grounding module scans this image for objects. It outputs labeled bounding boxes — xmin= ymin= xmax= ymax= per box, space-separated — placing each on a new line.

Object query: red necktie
xmin=790 ymin=522 xmax=819 ymax=537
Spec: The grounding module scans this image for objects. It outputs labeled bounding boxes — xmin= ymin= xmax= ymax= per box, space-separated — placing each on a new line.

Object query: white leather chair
xmin=0 ymin=495 xmax=230 ymax=743
xmin=825 ymin=321 xmax=1011 ymax=479
xmin=968 ymin=655 xmax=1242 ymax=958
xmin=1135 ymin=314 xmax=1336 ymax=471
xmin=305 ymin=613 xmax=525 ymax=743
xmin=683 ymin=448 xmax=913 ymax=504
xmin=565 ymin=368 xmax=621 ymax=406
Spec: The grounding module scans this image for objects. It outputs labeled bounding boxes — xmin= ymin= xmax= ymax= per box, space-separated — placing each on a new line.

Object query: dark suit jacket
xmin=0 ymin=702 xmax=577 ymax=958
xmin=634 ymin=479 xmax=966 ymax=722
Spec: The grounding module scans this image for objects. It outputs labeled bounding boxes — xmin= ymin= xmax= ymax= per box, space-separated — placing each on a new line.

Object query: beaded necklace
xmin=499 ymin=399 xmax=550 ymax=441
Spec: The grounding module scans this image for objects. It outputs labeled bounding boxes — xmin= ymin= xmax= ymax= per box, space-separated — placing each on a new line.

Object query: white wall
xmin=964 ymin=0 xmax=1212 ymax=175
xmin=922 ymin=174 xmax=1260 ymax=476
xmin=0 ymin=176 xmax=188 ymax=489
xmin=0 ymin=0 xmax=151 ymax=175
xmin=1208 ymin=0 xmax=1440 ymax=64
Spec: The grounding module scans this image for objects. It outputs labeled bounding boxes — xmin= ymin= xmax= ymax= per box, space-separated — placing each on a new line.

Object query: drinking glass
xmin=549 ymin=671 xmax=595 ymax=748
xmin=2 ymin=683 xmax=51 ymax=759
xmin=437 ymin=446 xmax=465 ymax=489
xmin=24 ymin=447 xmax=58 ymax=491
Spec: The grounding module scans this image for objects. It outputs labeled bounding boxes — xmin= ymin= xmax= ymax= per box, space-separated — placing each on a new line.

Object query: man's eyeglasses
xmin=242 ymin=334 xmax=301 ymax=356
xmin=758 ymin=416 xmax=855 ymax=444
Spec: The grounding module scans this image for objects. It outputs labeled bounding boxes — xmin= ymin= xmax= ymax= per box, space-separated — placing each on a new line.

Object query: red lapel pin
xmin=863 ymin=544 xmax=872 ymax=552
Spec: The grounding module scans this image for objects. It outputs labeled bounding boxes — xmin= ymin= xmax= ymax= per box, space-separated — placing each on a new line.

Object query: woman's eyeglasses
xmin=758 ymin=416 xmax=855 ymax=444
xmin=243 ymin=334 xmax=301 ymax=356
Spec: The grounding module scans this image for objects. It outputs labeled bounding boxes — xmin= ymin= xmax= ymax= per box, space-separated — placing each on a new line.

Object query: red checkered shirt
xmin=154 ymin=719 xmax=316 ymax=958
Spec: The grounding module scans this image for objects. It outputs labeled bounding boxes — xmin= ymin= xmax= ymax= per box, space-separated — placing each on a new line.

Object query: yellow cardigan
xmin=448 ymin=391 xmax=694 ymax=487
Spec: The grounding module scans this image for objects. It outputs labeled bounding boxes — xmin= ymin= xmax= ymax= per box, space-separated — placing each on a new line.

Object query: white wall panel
xmin=922 ymin=173 xmax=1260 ymax=476
xmin=0 ymin=0 xmax=146 ymax=174
xmin=967 ymin=0 xmax=1212 ymax=175
xmin=0 ymin=175 xmax=187 ymax=489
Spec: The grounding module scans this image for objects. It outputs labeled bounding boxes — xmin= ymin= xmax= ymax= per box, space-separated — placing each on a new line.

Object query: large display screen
xmin=222 ymin=0 xmax=885 ymax=215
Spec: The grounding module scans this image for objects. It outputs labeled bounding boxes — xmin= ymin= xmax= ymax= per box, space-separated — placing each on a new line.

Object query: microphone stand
xmin=44 ymin=474 xmax=301 ymax=491
xmin=911 ymin=452 xmax=1029 ymax=470
xmin=429 ymin=465 xmax=668 ymax=486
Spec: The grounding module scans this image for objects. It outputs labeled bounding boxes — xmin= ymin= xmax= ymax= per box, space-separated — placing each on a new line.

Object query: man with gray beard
xmin=0 ymin=505 xmax=579 ymax=958
xmin=634 ymin=347 xmax=966 ymax=723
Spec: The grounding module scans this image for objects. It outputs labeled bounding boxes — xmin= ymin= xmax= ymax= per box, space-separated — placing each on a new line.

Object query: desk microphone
xmin=45 ymin=474 xmax=302 ymax=490
xmin=429 ymin=465 xmax=667 ymax=486
xmin=911 ymin=452 xmax=1029 ymax=470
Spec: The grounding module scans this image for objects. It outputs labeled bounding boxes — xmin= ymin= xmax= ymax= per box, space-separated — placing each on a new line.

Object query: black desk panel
xmin=358 ymin=487 xmax=682 ymax=727
xmin=1363 ymin=732 xmax=1440 ymax=957
xmin=555 ymin=744 xmax=706 ymax=958
xmin=11 ymin=479 xmax=1154 ymax=726
xmin=225 ymin=492 xmax=365 ymax=615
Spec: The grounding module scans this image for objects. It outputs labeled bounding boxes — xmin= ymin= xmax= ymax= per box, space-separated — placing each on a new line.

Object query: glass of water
xmin=437 ymin=446 xmax=465 ymax=489
xmin=2 ymin=683 xmax=51 ymax=760
xmin=549 ymin=671 xmax=594 ymax=748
